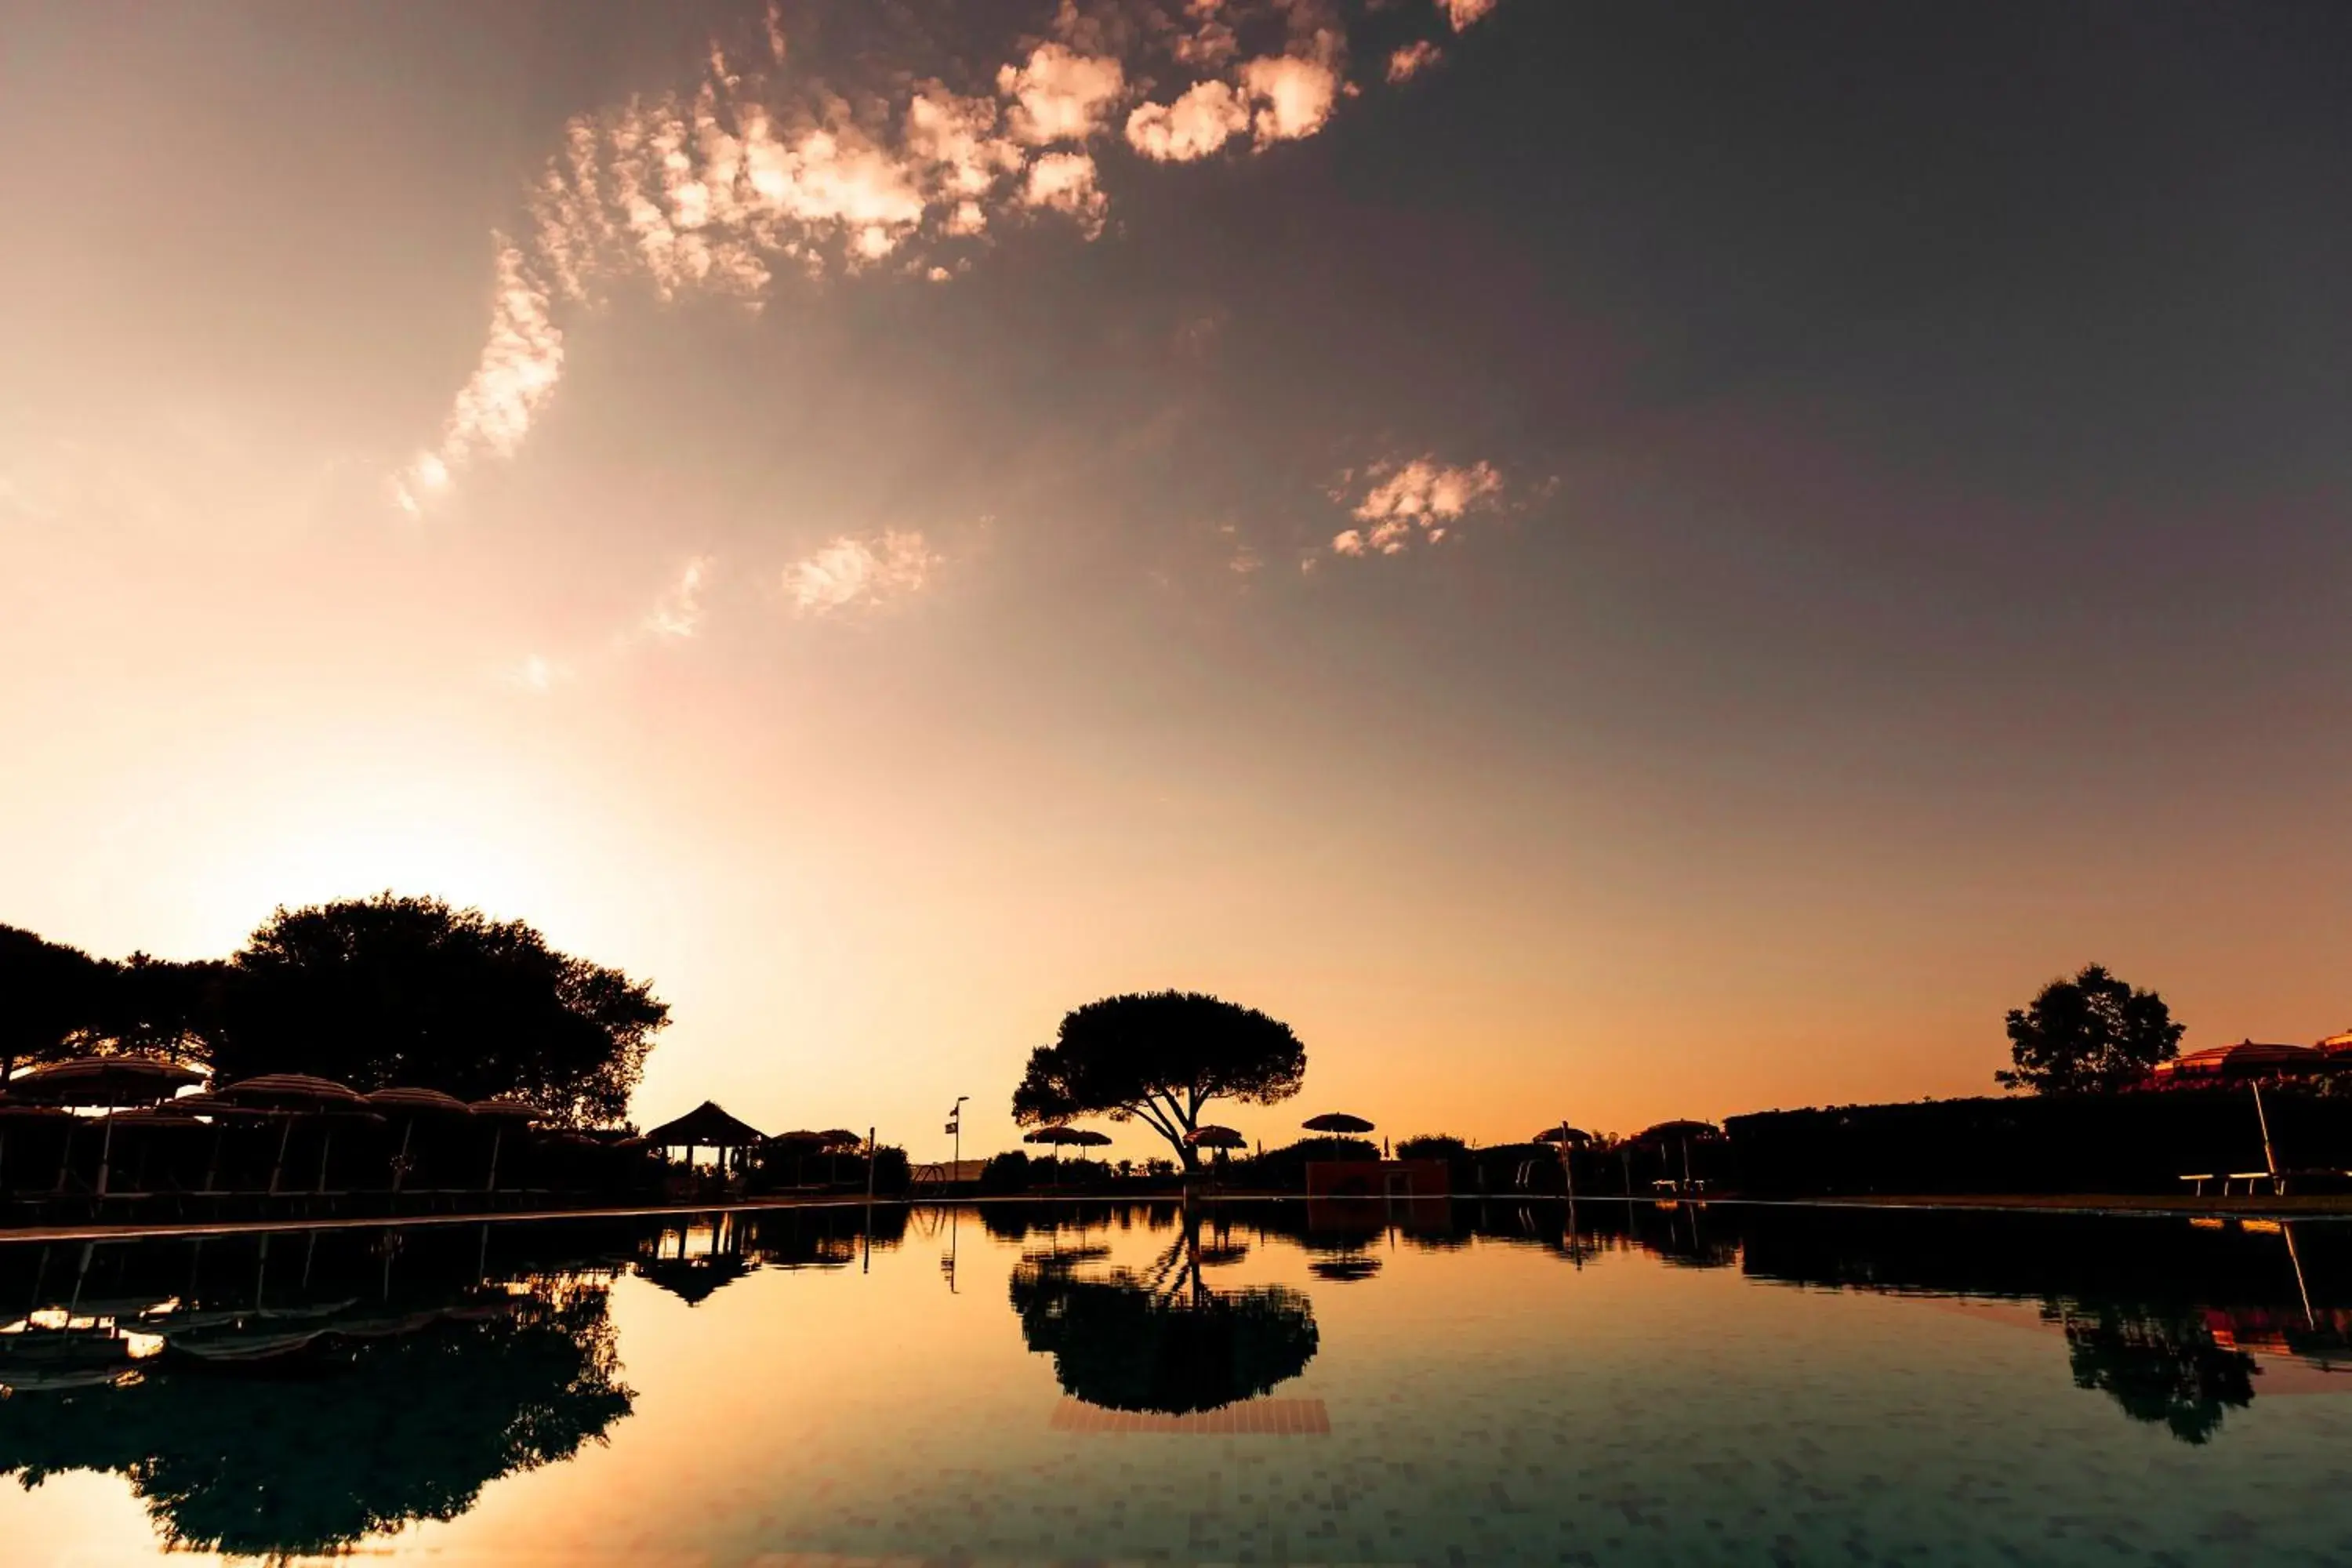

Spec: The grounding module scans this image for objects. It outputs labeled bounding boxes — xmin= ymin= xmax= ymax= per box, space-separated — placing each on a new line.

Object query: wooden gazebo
xmin=641 ymin=1101 xmax=767 ymax=1176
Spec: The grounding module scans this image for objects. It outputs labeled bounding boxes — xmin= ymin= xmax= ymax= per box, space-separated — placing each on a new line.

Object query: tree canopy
xmin=0 ymin=927 xmax=226 ymax=1080
xmin=211 ymin=895 xmax=668 ymax=1126
xmin=1996 ymin=964 xmax=2183 ymax=1094
xmin=0 ymin=924 xmax=108 ymax=1081
xmin=1011 ymin=991 xmax=1305 ymax=1171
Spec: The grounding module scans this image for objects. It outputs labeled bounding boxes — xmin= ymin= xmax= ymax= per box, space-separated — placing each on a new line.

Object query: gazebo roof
xmin=641 ymin=1100 xmax=767 ymax=1148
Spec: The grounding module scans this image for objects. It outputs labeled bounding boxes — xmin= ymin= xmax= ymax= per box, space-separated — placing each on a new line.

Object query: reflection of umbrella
xmin=1309 ymin=1256 xmax=1382 ymax=1283
xmin=0 ymin=1331 xmax=136 ymax=1392
xmin=1186 ymin=1126 xmax=1246 ymax=1150
xmin=1301 ymin=1112 xmax=1374 ymax=1134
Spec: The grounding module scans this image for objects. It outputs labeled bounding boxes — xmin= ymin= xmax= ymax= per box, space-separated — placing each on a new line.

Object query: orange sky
xmin=5 ymin=0 xmax=2350 ymax=1166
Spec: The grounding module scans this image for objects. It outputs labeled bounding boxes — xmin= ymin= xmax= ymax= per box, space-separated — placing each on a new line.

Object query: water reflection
xmin=1009 ymin=1210 xmax=1319 ymax=1416
xmin=2 ymin=1200 xmax=2348 ymax=1562
xmin=634 ymin=1204 xmax=909 ymax=1304
xmin=0 ymin=1225 xmax=630 ymax=1556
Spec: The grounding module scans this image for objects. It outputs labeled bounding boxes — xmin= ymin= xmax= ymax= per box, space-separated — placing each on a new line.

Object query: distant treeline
xmin=975 ymin=1134 xmax=1719 ymax=1197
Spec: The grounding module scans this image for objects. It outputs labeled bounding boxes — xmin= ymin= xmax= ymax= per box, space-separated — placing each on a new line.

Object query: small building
xmin=641 ymin=1101 xmax=768 ymax=1175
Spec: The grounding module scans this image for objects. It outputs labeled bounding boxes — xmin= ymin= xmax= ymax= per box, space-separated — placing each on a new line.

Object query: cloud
xmin=997 ymin=44 xmax=1128 ymax=144
xmin=1387 ymin=41 xmax=1443 ymax=83
xmin=1331 ymin=456 xmax=1505 ymax=556
xmin=1126 ymin=80 xmax=1250 ymax=162
xmin=643 ymin=555 xmax=715 ymax=641
xmin=783 ymin=530 xmax=941 ymax=615
xmin=400 ymin=2 xmax=1515 ymax=510
xmin=1240 ymin=54 xmax=1341 ymax=146
xmin=505 ymin=654 xmax=574 ymax=693
xmin=1022 ymin=151 xmax=1109 ymax=236
xmin=394 ymin=240 xmax=563 ymax=515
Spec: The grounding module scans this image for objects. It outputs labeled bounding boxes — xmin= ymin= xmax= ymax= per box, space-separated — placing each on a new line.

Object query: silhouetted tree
xmin=212 ymin=895 xmax=668 ymax=1125
xmin=1013 ymin=991 xmax=1305 ymax=1172
xmin=89 ymin=953 xmax=234 ymax=1061
xmin=0 ymin=924 xmax=109 ymax=1081
xmin=1997 ymin=964 xmax=2183 ymax=1094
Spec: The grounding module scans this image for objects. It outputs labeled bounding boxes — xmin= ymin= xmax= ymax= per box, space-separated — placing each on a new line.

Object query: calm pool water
xmin=4 ymin=1200 xmax=2351 ymax=1565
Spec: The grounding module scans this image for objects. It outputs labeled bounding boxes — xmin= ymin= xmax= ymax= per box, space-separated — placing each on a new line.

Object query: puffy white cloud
xmin=1240 ymin=54 xmax=1340 ymax=146
xmin=783 ymin=530 xmax=941 ymax=615
xmin=1388 ymin=40 xmax=1443 ymax=83
xmin=394 ymin=240 xmax=563 ymax=515
xmin=906 ymin=89 xmax=1024 ymax=208
xmin=1022 ymin=151 xmax=1109 ymax=236
xmin=644 ymin=555 xmax=715 ymax=641
xmin=1331 ymin=457 xmax=1505 ymax=557
xmin=404 ymin=2 xmax=1509 ymax=510
xmin=1125 ymin=79 xmax=1250 ymax=162
xmin=997 ymin=44 xmax=1128 ymax=145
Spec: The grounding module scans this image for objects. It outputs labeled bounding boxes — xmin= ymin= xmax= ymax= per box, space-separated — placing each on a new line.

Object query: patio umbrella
xmin=174 ymin=1092 xmax=280 ymax=1196
xmin=366 ymin=1089 xmax=474 ymax=1192
xmin=1533 ymin=1126 xmax=1592 ymax=1146
xmin=212 ymin=1076 xmax=370 ymax=1195
xmin=469 ymin=1098 xmax=539 ymax=1193
xmin=0 ymin=1102 xmax=71 ymax=1199
xmin=1025 ymin=1126 xmax=1110 ymax=1148
xmin=1301 ymin=1112 xmax=1375 ymax=1134
xmin=5 ymin=1055 xmax=203 ymax=1106
xmin=106 ymin=1108 xmax=206 ymax=1196
xmin=9 ymin=1057 xmax=205 ymax=1197
xmin=815 ymin=1127 xmax=863 ymax=1184
xmin=1185 ymin=1126 xmax=1247 ymax=1164
xmin=1022 ymin=1125 xmax=1106 ymax=1188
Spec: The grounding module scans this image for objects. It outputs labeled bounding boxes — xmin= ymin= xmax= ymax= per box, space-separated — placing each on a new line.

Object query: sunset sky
xmin=5 ymin=0 xmax=2350 ymax=1161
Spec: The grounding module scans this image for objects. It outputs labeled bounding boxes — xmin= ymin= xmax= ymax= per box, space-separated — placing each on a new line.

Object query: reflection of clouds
xmin=400 ymin=0 xmax=1512 ymax=512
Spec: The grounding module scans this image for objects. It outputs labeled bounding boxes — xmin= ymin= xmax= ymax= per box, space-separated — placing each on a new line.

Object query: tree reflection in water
xmin=2056 ymin=1304 xmax=2257 ymax=1445
xmin=1010 ymin=1212 xmax=1317 ymax=1415
xmin=0 ymin=1231 xmax=632 ymax=1558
